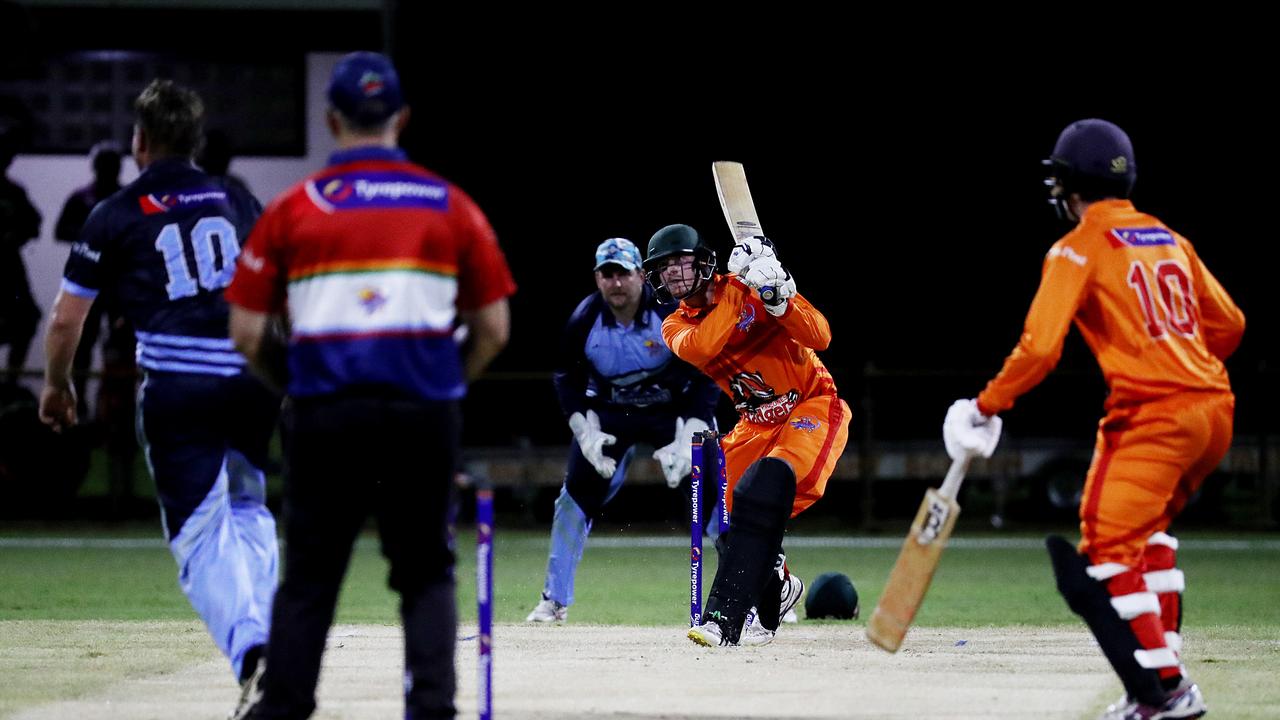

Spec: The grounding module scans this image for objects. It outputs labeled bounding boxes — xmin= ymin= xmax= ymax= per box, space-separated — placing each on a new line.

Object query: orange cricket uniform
xmin=976 ymin=200 xmax=1245 ymax=567
xmin=663 ymin=275 xmax=850 ymax=517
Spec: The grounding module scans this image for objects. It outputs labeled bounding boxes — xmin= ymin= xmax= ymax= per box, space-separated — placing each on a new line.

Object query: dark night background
xmin=5 ymin=5 xmax=1276 ymax=449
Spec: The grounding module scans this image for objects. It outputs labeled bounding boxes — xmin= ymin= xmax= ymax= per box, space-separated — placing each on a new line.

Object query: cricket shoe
xmin=228 ymin=657 xmax=266 ymax=720
xmin=740 ymin=609 xmax=775 ymax=646
xmin=1100 ymin=693 xmax=1132 ymax=720
xmin=525 ymin=593 xmax=568 ymax=623
xmin=778 ymin=573 xmax=805 ymax=622
xmin=1097 ymin=678 xmax=1207 ymax=720
xmin=687 ymin=612 xmax=737 ymax=647
xmin=741 ymin=573 xmax=805 ymax=645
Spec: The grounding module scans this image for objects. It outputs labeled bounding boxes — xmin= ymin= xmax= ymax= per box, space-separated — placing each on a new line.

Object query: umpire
xmin=226 ymin=52 xmax=516 ymax=719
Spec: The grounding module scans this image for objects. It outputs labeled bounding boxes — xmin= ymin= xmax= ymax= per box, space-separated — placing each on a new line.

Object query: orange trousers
xmin=721 ymin=394 xmax=851 ymax=518
xmin=1078 ymin=390 xmax=1234 ymax=566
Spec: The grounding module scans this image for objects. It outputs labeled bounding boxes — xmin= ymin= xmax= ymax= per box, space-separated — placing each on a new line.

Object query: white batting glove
xmin=568 ymin=409 xmax=618 ymax=479
xmin=652 ymin=417 xmax=710 ymax=488
xmin=741 ymin=257 xmax=797 ymax=316
xmin=727 ymin=236 xmax=777 ymax=276
xmin=942 ymin=399 xmax=1003 ymax=461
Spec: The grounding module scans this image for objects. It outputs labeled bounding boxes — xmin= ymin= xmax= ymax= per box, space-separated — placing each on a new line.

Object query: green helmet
xmin=642 ymin=224 xmax=717 ymax=302
xmin=804 ymin=572 xmax=860 ymax=620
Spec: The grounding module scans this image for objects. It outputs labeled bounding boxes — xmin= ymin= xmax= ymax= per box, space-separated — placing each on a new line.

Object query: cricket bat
xmin=712 ymin=161 xmax=764 ymax=242
xmin=711 ymin=161 xmax=779 ymax=303
xmin=865 ymin=454 xmax=972 ymax=653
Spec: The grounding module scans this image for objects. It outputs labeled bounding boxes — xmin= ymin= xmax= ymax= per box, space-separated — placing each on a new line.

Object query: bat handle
xmin=759 ymin=286 xmax=777 ymax=303
xmin=938 ymin=454 xmax=972 ymax=500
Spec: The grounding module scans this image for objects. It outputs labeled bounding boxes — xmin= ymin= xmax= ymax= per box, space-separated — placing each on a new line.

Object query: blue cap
xmin=327 ymin=51 xmax=404 ymax=126
xmin=594 ymin=237 xmax=642 ymax=272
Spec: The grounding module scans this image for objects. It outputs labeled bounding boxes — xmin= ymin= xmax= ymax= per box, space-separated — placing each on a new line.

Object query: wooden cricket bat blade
xmin=865 ymin=487 xmax=962 ymax=652
xmin=711 ymin=161 xmax=763 ymax=241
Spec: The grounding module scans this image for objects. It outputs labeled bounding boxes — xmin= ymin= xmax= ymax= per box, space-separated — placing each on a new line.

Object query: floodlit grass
xmin=3 ymin=529 xmax=1279 ymax=629
xmin=1 ymin=527 xmax=1277 ymax=716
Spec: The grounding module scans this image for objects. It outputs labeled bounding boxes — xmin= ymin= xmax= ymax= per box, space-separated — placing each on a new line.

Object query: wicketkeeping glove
xmin=741 ymin=257 xmax=797 ymax=316
xmin=652 ymin=417 xmax=711 ymax=488
xmin=727 ymin=236 xmax=778 ymax=276
xmin=568 ymin=409 xmax=618 ymax=479
xmin=942 ymin=398 xmax=1003 ymax=461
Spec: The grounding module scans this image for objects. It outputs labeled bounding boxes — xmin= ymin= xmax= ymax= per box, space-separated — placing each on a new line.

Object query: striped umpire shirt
xmin=224 ymin=147 xmax=516 ymax=401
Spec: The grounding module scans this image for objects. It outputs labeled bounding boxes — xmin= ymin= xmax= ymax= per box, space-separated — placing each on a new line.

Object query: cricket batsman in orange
xmin=642 ymin=224 xmax=851 ymax=647
xmin=944 ymin=119 xmax=1244 ymax=720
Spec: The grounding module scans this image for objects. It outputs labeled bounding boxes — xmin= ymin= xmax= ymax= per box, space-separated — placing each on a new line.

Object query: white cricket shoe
xmin=740 ymin=609 xmax=776 ymax=646
xmin=687 ymin=616 xmax=737 ymax=647
xmin=525 ymin=594 xmax=567 ymax=623
xmin=779 ymin=573 xmax=805 ymax=621
xmin=782 ymin=608 xmax=798 ymax=623
xmin=1096 ymin=678 xmax=1207 ymax=720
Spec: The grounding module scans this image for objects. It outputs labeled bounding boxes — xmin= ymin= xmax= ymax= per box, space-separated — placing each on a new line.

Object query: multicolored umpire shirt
xmin=225 ymin=147 xmax=516 ymax=401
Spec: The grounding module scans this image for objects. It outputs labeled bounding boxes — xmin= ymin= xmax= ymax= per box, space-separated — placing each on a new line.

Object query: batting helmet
xmin=642 ymin=224 xmax=716 ymax=303
xmin=804 ymin=572 xmax=860 ymax=620
xmin=1044 ymin=118 xmax=1137 ymax=203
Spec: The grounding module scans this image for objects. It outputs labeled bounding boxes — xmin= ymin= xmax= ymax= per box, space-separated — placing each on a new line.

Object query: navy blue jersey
xmin=553 ymin=285 xmax=718 ymax=423
xmin=62 ymin=158 xmax=262 ymax=376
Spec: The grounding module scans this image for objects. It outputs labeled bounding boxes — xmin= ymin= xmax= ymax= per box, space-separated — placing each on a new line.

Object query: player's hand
xmin=652 ymin=417 xmax=711 ymax=488
xmin=568 ymin=409 xmax=618 ymax=479
xmin=741 ymin=257 xmax=797 ymax=316
xmin=39 ymin=382 xmax=79 ymax=433
xmin=942 ymin=399 xmax=1002 ymax=461
xmin=727 ymin=236 xmax=777 ymax=276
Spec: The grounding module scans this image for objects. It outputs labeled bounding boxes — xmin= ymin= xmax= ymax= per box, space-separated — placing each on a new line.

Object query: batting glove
xmin=741 ymin=257 xmax=797 ymax=316
xmin=942 ymin=398 xmax=1003 ymax=461
xmin=568 ymin=409 xmax=618 ymax=479
xmin=727 ymin=235 xmax=778 ymax=276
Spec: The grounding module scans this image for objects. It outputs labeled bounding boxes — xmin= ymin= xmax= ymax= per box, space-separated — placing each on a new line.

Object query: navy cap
xmin=1048 ymin=118 xmax=1136 ymax=185
xmin=594 ymin=238 xmax=642 ymax=272
xmin=327 ymin=51 xmax=404 ymax=126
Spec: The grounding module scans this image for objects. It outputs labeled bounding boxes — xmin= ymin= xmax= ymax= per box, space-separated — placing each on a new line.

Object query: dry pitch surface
xmin=5 ymin=622 xmax=1121 ymax=719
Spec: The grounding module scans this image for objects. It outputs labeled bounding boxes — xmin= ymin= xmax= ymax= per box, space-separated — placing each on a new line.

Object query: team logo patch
xmin=357 ymin=287 xmax=387 ymax=314
xmin=644 ymin=338 xmax=664 ymax=355
xmin=138 ymin=189 xmax=227 ymax=215
xmin=730 ymin=371 xmax=800 ymax=425
xmin=790 ymin=416 xmax=821 ymax=432
xmin=307 ymin=172 xmax=449 ymax=213
xmin=358 ymin=70 xmax=385 ymax=97
xmin=139 ymin=194 xmax=176 ymax=214
xmin=322 ymin=179 xmax=354 ymax=201
xmin=736 ymin=303 xmax=756 ymax=333
xmin=1111 ymin=227 xmax=1175 ymax=247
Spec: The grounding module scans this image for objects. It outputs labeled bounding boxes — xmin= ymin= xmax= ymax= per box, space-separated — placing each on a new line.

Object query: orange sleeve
xmin=1184 ymin=240 xmax=1245 ymax=361
xmin=977 ymin=244 xmax=1092 ymax=415
xmin=661 ymin=277 xmax=748 ymax=368
xmin=776 ymin=292 xmax=831 ymax=350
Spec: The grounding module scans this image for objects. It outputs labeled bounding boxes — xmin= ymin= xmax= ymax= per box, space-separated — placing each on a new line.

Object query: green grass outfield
xmin=3 ymin=527 xmax=1279 ymax=627
xmin=2 ymin=527 xmax=1279 ymax=717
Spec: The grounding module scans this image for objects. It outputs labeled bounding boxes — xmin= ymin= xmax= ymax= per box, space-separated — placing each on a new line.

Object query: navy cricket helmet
xmin=1043 ymin=118 xmax=1137 ymax=203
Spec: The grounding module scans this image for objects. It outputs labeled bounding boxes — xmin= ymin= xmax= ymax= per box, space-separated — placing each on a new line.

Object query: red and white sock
xmin=1143 ymin=532 xmax=1185 ymax=664
xmin=1086 ymin=560 xmax=1181 ymax=682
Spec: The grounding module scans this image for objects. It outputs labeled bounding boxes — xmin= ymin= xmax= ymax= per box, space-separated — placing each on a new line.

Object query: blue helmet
xmin=1044 ymin=118 xmax=1137 ymax=202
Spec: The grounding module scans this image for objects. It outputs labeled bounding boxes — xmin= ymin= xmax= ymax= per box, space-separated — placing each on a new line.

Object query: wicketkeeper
xmin=526 ymin=237 xmax=720 ymax=623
